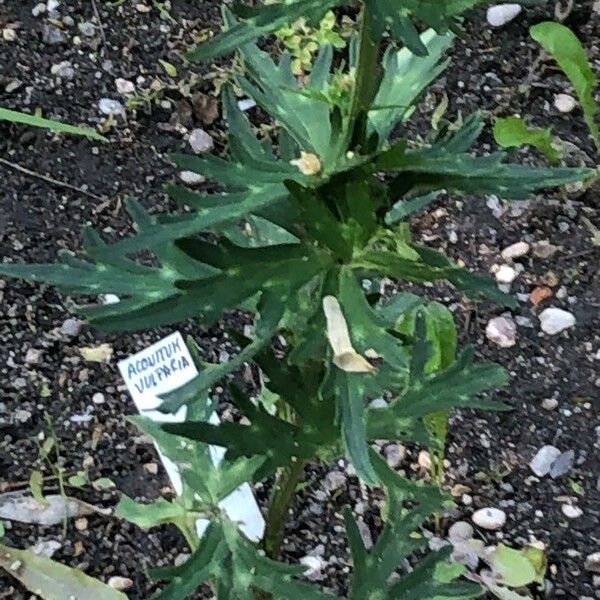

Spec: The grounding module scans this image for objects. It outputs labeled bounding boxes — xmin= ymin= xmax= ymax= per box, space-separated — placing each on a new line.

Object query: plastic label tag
xmin=118 ymin=331 xmax=265 ymax=541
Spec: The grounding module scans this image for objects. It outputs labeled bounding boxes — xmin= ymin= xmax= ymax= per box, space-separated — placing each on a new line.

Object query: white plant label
xmin=118 ymin=331 xmax=265 ymax=541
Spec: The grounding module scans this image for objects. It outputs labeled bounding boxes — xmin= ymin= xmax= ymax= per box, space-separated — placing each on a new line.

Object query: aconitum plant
xmin=0 ymin=1 xmax=592 ymax=598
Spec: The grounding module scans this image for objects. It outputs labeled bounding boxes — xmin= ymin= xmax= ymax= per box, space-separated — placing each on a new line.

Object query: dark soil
xmin=1 ymin=1 xmax=599 ymax=599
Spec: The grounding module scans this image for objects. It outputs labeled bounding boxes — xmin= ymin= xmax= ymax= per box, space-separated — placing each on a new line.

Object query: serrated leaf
xmin=530 ymin=21 xmax=600 ymax=152
xmin=369 ymin=29 xmax=454 ymax=146
xmin=379 ymin=143 xmax=593 ymax=200
xmin=494 ymin=116 xmax=561 ymax=163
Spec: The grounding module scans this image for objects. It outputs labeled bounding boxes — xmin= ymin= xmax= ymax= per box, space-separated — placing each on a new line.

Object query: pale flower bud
xmin=291 ymin=151 xmax=321 ymax=176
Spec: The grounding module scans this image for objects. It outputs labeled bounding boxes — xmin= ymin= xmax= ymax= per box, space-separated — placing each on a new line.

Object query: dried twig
xmin=0 ymin=157 xmax=106 ymax=201
xmin=91 ymin=0 xmax=108 ymax=47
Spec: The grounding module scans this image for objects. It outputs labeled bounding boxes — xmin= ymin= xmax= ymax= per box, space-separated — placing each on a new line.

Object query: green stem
xmin=262 ymin=458 xmax=307 ymax=559
xmin=348 ymin=5 xmax=382 ymax=150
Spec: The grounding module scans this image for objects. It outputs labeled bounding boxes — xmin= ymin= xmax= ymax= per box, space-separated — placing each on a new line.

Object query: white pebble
xmin=448 ymin=521 xmax=474 ymax=542
xmin=495 ymin=264 xmax=518 ymax=283
xmin=237 ymin=98 xmax=257 ymax=112
xmin=485 ymin=316 xmax=517 ymax=348
xmin=115 ymin=78 xmax=135 ymax=95
xmin=179 ymin=171 xmax=206 ymax=186
xmin=472 ymin=507 xmax=506 ymax=530
xmin=50 ymin=61 xmax=75 ymax=80
xmin=562 ymin=504 xmax=583 ymax=519
xmin=108 ymin=576 xmax=134 ymax=590
xmin=300 ymin=555 xmax=326 ymax=581
xmin=32 ymin=3 xmax=47 ymax=16
xmin=585 ymin=552 xmax=600 ymax=573
xmin=92 ymin=392 xmax=105 ymax=405
xmin=501 ymin=241 xmax=529 ymax=261
xmin=554 ymin=93 xmax=577 ymax=113
xmin=539 ymin=307 xmax=576 ymax=335
xmin=25 ymin=348 xmax=42 ymax=364
xmin=189 ymin=128 xmax=214 ymax=154
xmin=541 ymin=398 xmax=558 ymax=411
xmin=99 ymin=293 xmax=120 ymax=305
xmin=530 ymin=445 xmax=561 ymax=477
xmin=487 ymin=3 xmax=522 ymax=27
xmin=98 ymin=98 xmax=124 ymax=116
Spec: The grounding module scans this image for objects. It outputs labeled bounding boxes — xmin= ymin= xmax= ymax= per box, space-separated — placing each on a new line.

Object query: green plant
xmin=0 ymin=107 xmax=105 ymax=140
xmin=530 ymin=21 xmax=599 ymax=154
xmin=275 ymin=10 xmax=351 ymax=74
xmin=0 ymin=2 xmax=593 ymax=599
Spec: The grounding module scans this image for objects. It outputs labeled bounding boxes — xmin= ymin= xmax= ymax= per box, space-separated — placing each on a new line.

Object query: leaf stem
xmin=348 ymin=5 xmax=381 ymax=150
xmin=262 ymin=458 xmax=306 ymax=559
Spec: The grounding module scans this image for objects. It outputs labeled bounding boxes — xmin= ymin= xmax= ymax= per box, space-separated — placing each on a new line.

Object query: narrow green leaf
xmin=530 ymin=21 xmax=600 ymax=152
xmin=0 ymin=107 xmax=106 ymax=141
xmin=0 ymin=543 xmax=127 ymax=600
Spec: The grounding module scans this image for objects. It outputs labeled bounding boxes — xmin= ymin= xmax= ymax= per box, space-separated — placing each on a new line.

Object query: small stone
xmin=179 ymin=171 xmax=206 ymax=186
xmin=530 ymin=445 xmax=561 ymax=477
xmin=92 ymin=392 xmax=105 ymax=405
xmin=42 ymin=24 xmax=66 ymax=45
xmin=539 ymin=307 xmax=576 ymax=335
xmin=501 ymin=241 xmax=529 ymax=261
xmin=15 ymin=409 xmax=32 ymax=423
xmin=135 ymin=3 xmax=151 ymax=12
xmin=115 ymin=78 xmax=135 ymax=95
xmin=485 ymin=316 xmax=517 ymax=348
xmin=462 ymin=494 xmax=473 ymax=506
xmin=472 ymin=507 xmax=506 ymax=530
xmin=541 ymin=398 xmax=558 ymax=411
xmin=324 ymin=471 xmax=346 ymax=493
xmin=417 ymin=450 xmax=432 ymax=470
xmin=46 ymin=0 xmax=60 ymax=12
xmin=78 ymin=22 xmax=95 ymax=37
xmin=448 ymin=521 xmax=474 ymax=542
xmin=486 ymin=3 xmax=522 ymax=27
xmin=238 ymin=98 xmax=257 ymax=111
xmin=369 ymin=398 xmax=387 ymax=409
xmin=50 ymin=61 xmax=75 ymax=80
xmin=494 ymin=264 xmax=518 ymax=283
xmin=530 ymin=286 xmax=553 ymax=307
xmin=550 ymin=450 xmax=575 ymax=479
xmin=99 ymin=293 xmax=120 ymax=305
xmin=108 ymin=576 xmax=134 ymax=590
xmin=189 ymin=128 xmax=214 ymax=154
xmin=384 ymin=444 xmax=406 ymax=469
xmin=32 ymin=3 xmax=47 ymax=16
xmin=561 ymin=504 xmax=583 ymax=519
xmin=31 ymin=540 xmax=62 ymax=558
xmin=554 ymin=94 xmax=577 ymax=113
xmin=60 ymin=318 xmax=83 ymax=336
xmin=98 ymin=98 xmax=124 ymax=116
xmin=300 ymin=556 xmax=326 ymax=581
xmin=585 ymin=552 xmax=600 ymax=573
xmin=75 ymin=517 xmax=88 ymax=531
xmin=25 ymin=348 xmax=42 ymax=364
xmin=2 ymin=28 xmax=17 ymax=41
xmin=532 ymin=240 xmax=558 ymax=259
xmin=144 ymin=462 xmax=159 ymax=475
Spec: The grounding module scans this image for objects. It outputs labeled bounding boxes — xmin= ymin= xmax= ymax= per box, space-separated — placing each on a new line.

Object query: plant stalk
xmin=348 ymin=4 xmax=382 ymax=150
xmin=262 ymin=458 xmax=307 ymax=559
